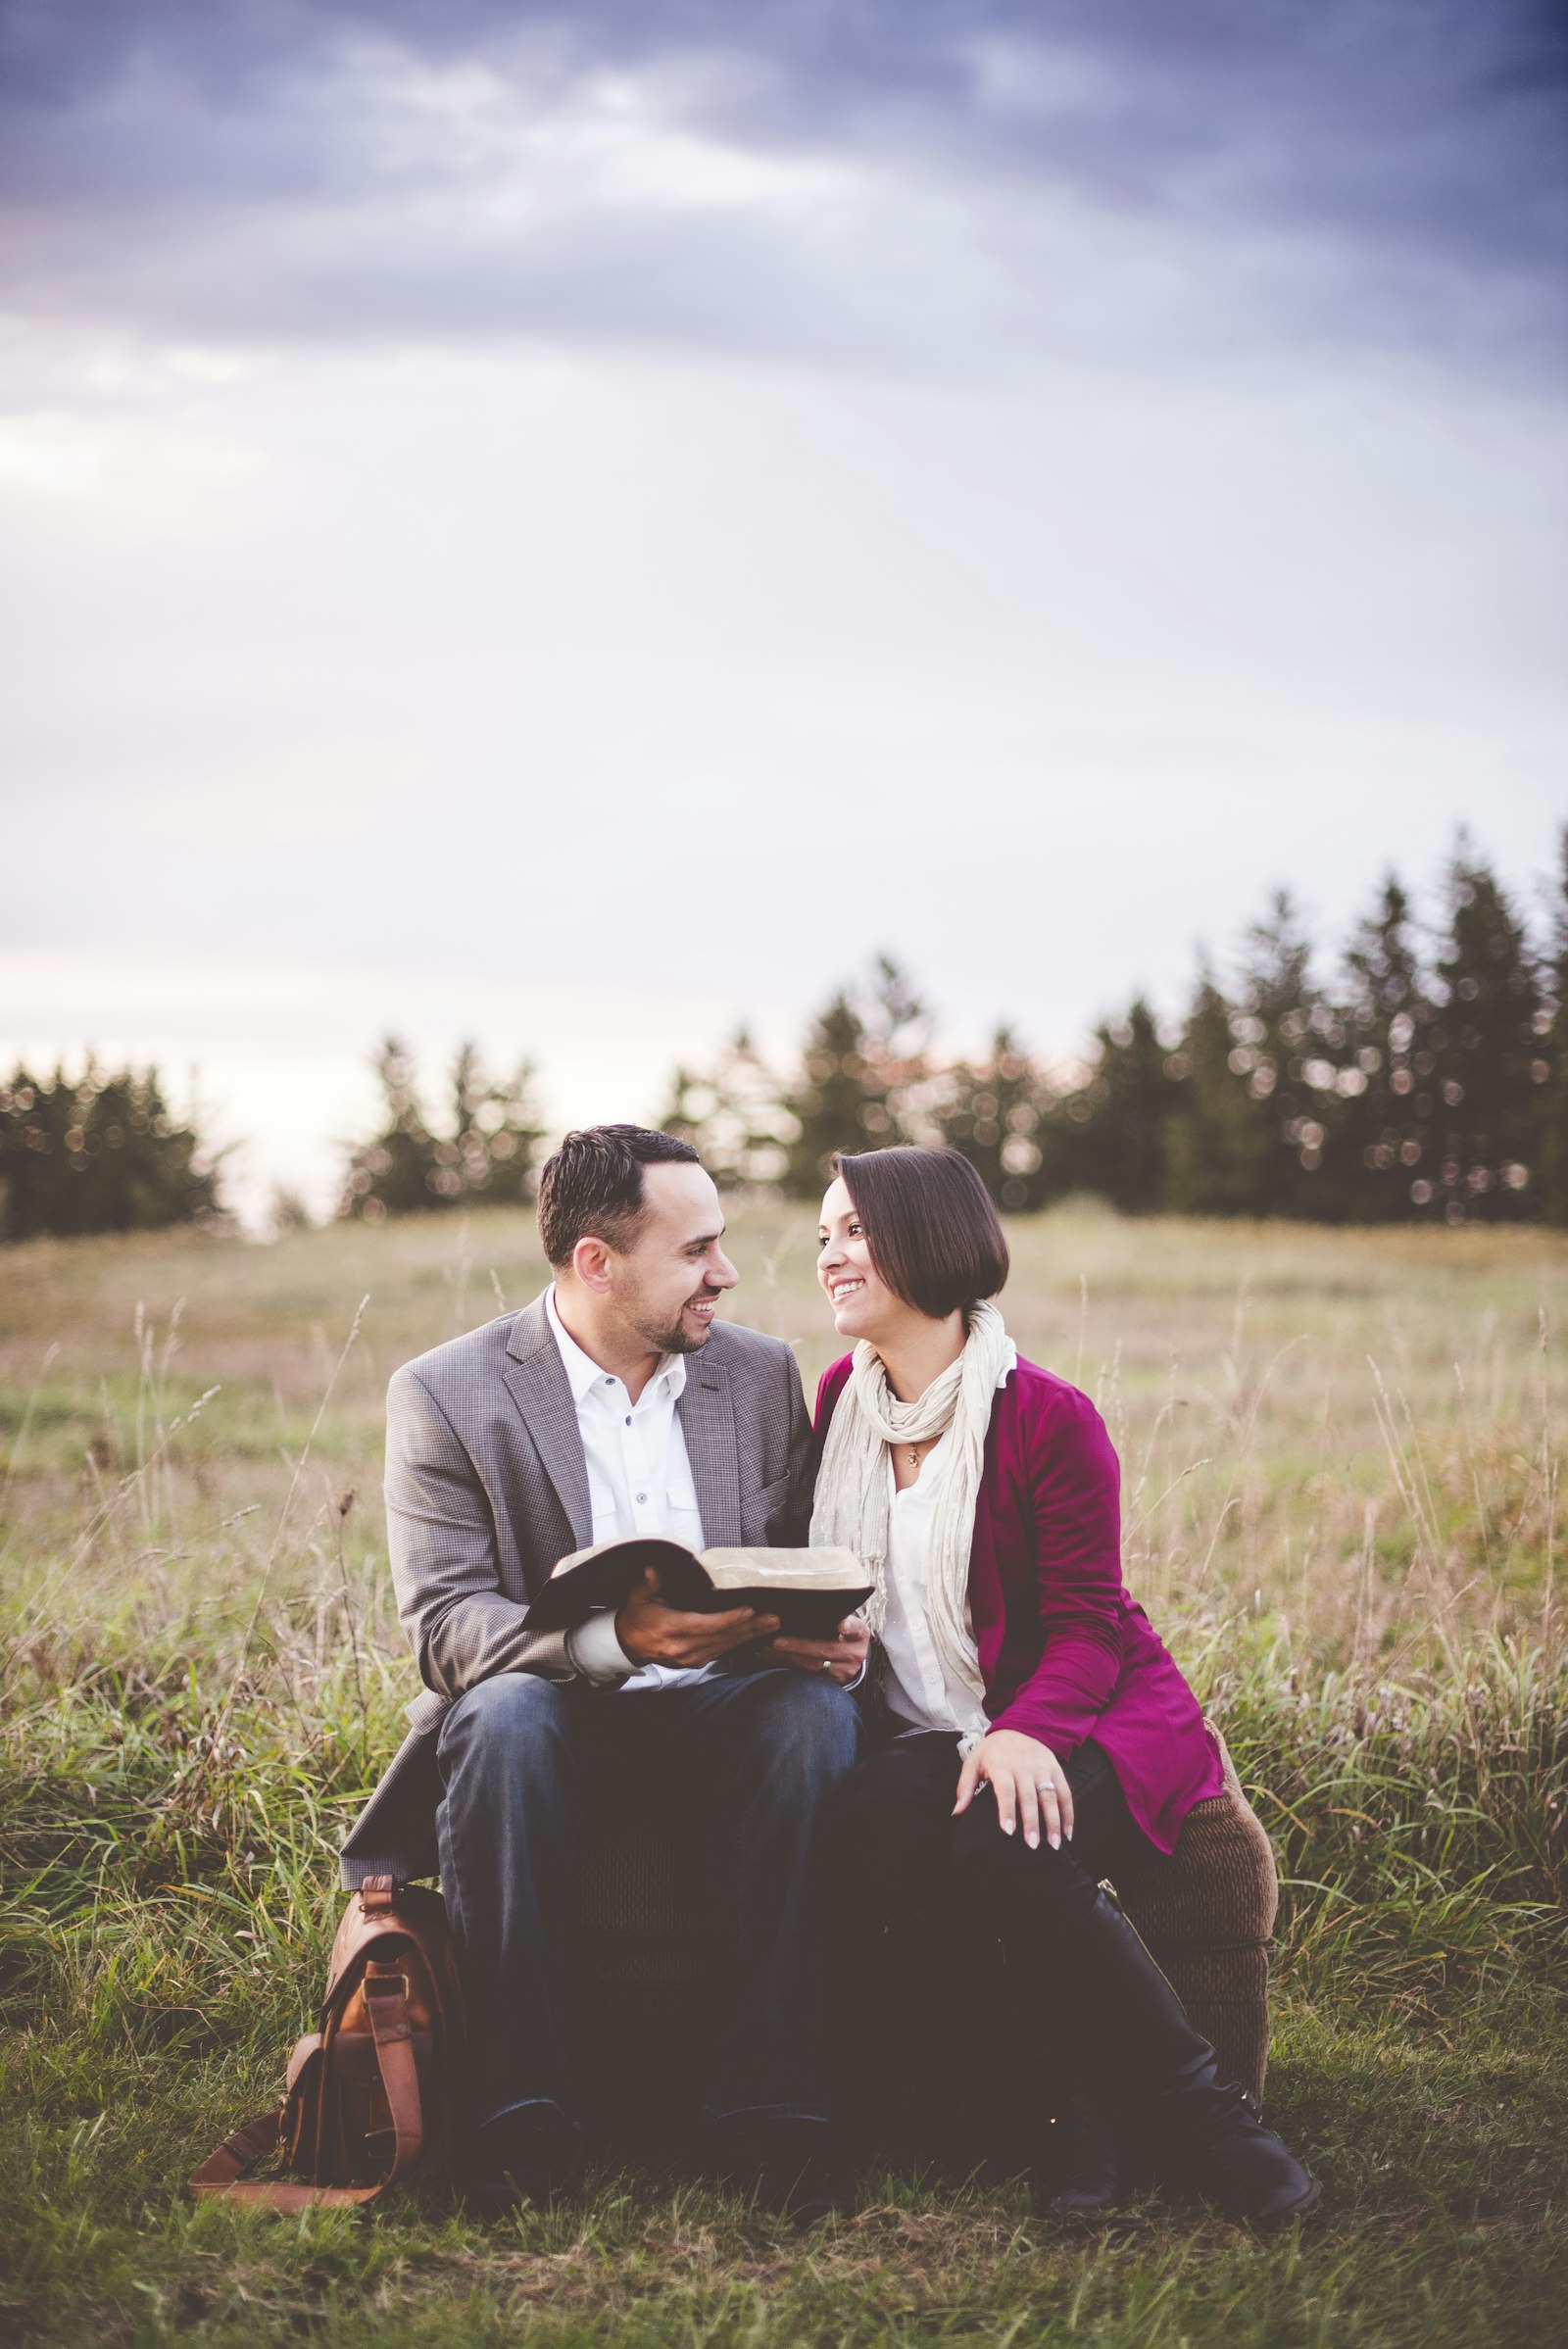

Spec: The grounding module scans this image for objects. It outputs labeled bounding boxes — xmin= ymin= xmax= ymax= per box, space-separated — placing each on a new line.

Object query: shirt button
xmin=624 ymin=1416 xmax=632 ymax=1427
xmin=636 ymin=1493 xmax=647 ymax=1503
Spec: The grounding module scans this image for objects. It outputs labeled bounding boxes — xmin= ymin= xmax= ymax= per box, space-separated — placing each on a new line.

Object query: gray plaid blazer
xmin=339 ymin=1292 xmax=815 ymax=1885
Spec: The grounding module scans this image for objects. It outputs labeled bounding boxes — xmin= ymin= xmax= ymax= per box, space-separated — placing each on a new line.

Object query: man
xmin=341 ymin=1125 xmax=867 ymax=2219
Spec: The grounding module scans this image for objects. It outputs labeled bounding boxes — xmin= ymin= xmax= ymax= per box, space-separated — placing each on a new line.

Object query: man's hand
xmin=953 ymin=1729 xmax=1074 ymax=1850
xmin=614 ymin=1566 xmax=780 ymax=1667
xmin=762 ymin=1612 xmax=870 ymax=1688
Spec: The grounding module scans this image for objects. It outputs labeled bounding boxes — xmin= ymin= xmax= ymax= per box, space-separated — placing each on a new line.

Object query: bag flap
xmin=286 ymin=2033 xmax=323 ymax=2094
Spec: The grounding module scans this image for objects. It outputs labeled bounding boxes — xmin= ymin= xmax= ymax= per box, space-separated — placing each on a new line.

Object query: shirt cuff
xmin=565 ymin=1609 xmax=638 ymax=1685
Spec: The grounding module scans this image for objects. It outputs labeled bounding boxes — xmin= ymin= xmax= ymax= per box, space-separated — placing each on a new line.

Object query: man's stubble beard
xmin=628 ymin=1281 xmax=719 ymax=1359
xmin=654 ymin=1321 xmax=705 ymax=1355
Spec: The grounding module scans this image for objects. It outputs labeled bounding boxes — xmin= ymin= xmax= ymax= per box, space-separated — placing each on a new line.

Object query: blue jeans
xmin=435 ymin=1667 xmax=860 ymax=2135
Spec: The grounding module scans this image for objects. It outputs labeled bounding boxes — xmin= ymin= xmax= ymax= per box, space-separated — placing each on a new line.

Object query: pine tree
xmin=1533 ymin=830 xmax=1568 ymax=1223
xmin=447 ymin=1043 xmax=546 ymax=1206
xmin=641 ymin=839 xmax=1565 ymax=1229
xmin=779 ymin=993 xmax=876 ymax=1199
xmin=658 ymin=1065 xmax=708 ymax=1158
xmin=339 ymin=1039 xmax=544 ymax=1219
xmin=1326 ymin=874 xmax=1441 ymax=1221
xmin=1234 ymin=891 xmax=1336 ymax=1217
xmin=1163 ymin=970 xmax=1274 ymax=1215
xmin=341 ymin=1039 xmax=438 ymax=1218
xmin=933 ymin=1028 xmax=1054 ymax=1209
xmin=779 ymin=957 xmax=928 ymax=1199
xmin=1431 ymin=843 xmax=1542 ymax=1221
xmin=658 ymin=1030 xmax=793 ymax=1189
xmin=1055 ymin=998 xmax=1177 ymax=1212
xmin=0 ymin=1060 xmax=223 ymax=1242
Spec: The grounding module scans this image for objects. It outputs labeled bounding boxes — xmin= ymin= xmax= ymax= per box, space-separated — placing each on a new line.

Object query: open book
xmin=526 ymin=1536 xmax=872 ymax=1641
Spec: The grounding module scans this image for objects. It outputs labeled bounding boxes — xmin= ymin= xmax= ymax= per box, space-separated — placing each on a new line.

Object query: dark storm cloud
xmin=1 ymin=0 xmax=1564 ymax=370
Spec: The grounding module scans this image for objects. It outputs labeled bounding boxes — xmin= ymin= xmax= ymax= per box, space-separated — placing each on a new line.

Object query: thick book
xmin=526 ymin=1536 xmax=872 ymax=1641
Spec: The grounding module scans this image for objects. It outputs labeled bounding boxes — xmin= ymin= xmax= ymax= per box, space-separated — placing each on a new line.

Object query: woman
xmin=809 ymin=1146 xmax=1317 ymax=2226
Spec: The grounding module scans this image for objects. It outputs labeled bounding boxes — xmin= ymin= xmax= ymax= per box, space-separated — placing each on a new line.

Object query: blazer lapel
xmin=677 ymin=1354 xmax=743 ymax=1549
xmin=502 ymin=1294 xmax=593 ymax=1551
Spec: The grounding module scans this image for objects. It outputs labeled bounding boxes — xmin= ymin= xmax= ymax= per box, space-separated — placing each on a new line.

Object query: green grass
xmin=3 ymin=1202 xmax=1567 ymax=2344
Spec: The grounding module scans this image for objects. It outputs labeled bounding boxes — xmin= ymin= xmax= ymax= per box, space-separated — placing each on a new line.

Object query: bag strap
xmin=188 ymin=2108 xmax=383 ymax=2210
xmin=188 ymin=1969 xmax=425 ymax=2209
xmin=362 ymin=1961 xmax=424 ymax=2182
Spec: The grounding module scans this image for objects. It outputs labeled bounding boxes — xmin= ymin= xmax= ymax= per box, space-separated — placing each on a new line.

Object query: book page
xmin=698 ymin=1545 xmax=866 ymax=1590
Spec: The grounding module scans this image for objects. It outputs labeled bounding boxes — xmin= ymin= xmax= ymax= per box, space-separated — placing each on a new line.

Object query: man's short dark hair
xmin=537 ymin=1125 xmax=702 ymax=1267
xmin=834 ymin=1146 xmax=1009 ymax=1320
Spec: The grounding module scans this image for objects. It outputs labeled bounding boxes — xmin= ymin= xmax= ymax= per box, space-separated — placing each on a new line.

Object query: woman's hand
xmin=953 ymin=1730 xmax=1075 ymax=1850
xmin=763 ymin=1612 xmax=870 ymax=1688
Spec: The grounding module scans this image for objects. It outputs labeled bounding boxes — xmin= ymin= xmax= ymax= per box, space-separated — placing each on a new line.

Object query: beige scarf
xmin=809 ymin=1300 xmax=1015 ymax=1723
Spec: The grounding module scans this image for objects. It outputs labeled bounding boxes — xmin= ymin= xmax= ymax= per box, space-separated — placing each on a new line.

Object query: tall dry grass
xmin=2 ymin=1200 xmax=1563 ymax=2024
xmin=4 ymin=1204 xmax=1568 ymax=2347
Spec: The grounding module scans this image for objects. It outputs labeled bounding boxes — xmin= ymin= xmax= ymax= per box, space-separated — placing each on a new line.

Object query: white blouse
xmin=878 ymin=1355 xmax=1014 ymax=1741
xmin=880 ymin=1432 xmax=991 ymax=1742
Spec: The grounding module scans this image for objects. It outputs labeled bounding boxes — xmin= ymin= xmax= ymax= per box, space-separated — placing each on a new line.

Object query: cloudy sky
xmin=3 ymin=1 xmax=1565 ymax=1220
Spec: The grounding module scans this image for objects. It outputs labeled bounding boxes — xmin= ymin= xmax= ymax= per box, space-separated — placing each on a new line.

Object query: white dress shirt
xmin=878 ymin=1360 xmax=1013 ymax=1741
xmin=545 ymin=1285 xmax=716 ymax=1691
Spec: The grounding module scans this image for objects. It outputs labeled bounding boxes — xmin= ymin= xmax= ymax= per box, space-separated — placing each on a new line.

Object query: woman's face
xmin=816 ymin=1175 xmax=905 ymax=1346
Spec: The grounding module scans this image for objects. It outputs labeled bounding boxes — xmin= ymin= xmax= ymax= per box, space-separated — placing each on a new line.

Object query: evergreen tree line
xmin=339 ymin=1038 xmax=545 ymax=1222
xmin=661 ymin=835 xmax=1568 ymax=1226
xmin=0 ymin=1062 xmax=222 ymax=1243
xmin=5 ymin=833 xmax=1562 ymax=1242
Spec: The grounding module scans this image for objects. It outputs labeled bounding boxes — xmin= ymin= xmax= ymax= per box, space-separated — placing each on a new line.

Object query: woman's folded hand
xmin=953 ymin=1729 xmax=1075 ymax=1850
xmin=762 ymin=1612 xmax=871 ymax=1687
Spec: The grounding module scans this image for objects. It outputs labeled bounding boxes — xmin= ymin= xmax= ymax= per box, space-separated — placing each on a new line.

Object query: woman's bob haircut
xmin=832 ymin=1146 xmax=1009 ymax=1322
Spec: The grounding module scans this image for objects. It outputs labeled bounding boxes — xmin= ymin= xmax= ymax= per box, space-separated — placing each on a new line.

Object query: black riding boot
xmin=1029 ymin=2090 xmax=1126 ymax=2221
xmin=1004 ymin=1946 xmax=1128 ymax=2221
xmin=1031 ymin=1884 xmax=1319 ymax=2228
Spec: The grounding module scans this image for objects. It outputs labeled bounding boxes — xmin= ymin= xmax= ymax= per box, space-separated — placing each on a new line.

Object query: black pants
xmin=816 ymin=1732 xmax=1165 ymax=2156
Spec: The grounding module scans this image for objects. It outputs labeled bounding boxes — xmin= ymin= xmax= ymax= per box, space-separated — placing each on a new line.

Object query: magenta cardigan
xmin=816 ymin=1353 xmax=1223 ymax=1855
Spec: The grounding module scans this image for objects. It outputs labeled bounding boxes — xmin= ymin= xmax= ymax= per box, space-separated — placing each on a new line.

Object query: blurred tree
xmin=779 ymin=957 xmax=929 ymax=1198
xmin=659 ymin=1029 xmax=796 ymax=1189
xmin=267 ymin=1184 xmax=316 ymax=1238
xmin=663 ymin=977 xmax=1061 ymax=1210
xmin=932 ymin=1027 xmax=1054 ymax=1209
xmin=340 ymin=1038 xmax=544 ymax=1219
xmin=779 ymin=992 xmax=884 ymax=1199
xmin=1325 ymin=873 xmax=1441 ymax=1221
xmin=649 ymin=834 xmax=1565 ymax=1229
xmin=0 ymin=1060 xmax=224 ymax=1243
xmin=340 ymin=1038 xmax=437 ymax=1218
xmin=1532 ymin=830 xmax=1568 ymax=1224
xmin=1163 ymin=969 xmax=1274 ymax=1215
xmin=448 ymin=1042 xmax=547 ymax=1206
xmin=1055 ymin=998 xmax=1180 ymax=1212
xmin=1430 ymin=843 xmax=1542 ymax=1223
xmin=1234 ymin=890 xmax=1341 ymax=1217
xmin=660 ymin=1064 xmax=707 ymax=1155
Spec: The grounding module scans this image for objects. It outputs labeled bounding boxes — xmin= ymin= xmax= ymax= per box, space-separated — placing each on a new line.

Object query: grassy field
xmin=3 ymin=1201 xmax=1566 ymax=2346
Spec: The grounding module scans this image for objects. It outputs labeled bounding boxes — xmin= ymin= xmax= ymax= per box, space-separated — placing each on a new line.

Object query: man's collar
xmin=544 ymin=1284 xmax=687 ymax=1404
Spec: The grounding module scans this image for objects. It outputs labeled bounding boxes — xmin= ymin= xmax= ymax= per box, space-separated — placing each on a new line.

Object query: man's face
xmin=611 ymin=1161 xmax=739 ymax=1354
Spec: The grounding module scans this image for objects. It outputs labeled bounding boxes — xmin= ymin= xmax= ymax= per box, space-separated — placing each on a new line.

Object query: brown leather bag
xmin=189 ymin=1877 xmax=465 ymax=2210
